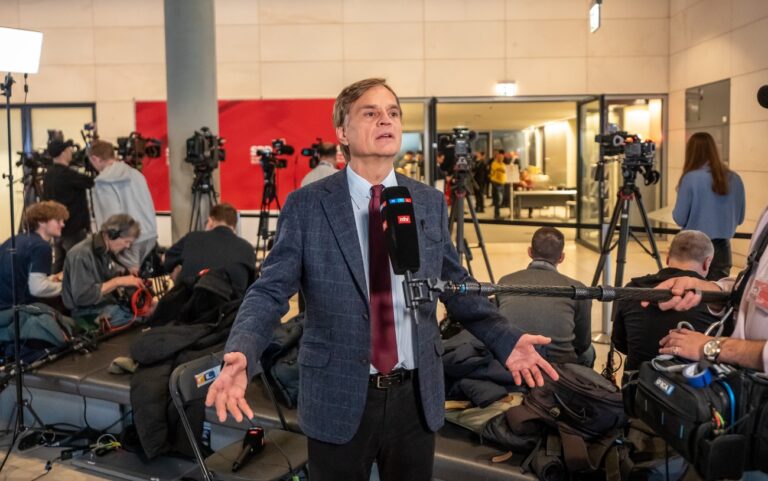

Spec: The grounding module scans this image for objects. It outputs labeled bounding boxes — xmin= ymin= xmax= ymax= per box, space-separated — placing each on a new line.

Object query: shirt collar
xmin=528 ymin=259 xmax=558 ymax=271
xmin=346 ymin=165 xmax=398 ymax=205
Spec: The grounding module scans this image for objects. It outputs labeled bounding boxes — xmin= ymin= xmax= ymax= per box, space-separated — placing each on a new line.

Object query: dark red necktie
xmin=369 ymin=184 xmax=397 ymax=374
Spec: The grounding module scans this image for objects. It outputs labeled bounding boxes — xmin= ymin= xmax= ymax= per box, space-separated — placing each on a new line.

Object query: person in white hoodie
xmin=89 ymin=139 xmax=158 ymax=272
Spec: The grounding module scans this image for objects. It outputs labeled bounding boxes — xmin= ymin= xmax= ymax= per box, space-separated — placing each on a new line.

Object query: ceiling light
xmin=495 ymin=81 xmax=517 ymax=97
xmin=590 ymin=0 xmax=602 ymax=33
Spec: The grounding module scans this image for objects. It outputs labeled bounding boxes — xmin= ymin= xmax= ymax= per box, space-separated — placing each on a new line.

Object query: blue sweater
xmin=673 ymin=167 xmax=745 ymax=239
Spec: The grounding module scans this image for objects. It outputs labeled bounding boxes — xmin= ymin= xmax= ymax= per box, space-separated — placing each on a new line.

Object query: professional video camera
xmin=301 ymin=137 xmax=323 ymax=169
xmin=117 ymin=131 xmax=162 ymax=169
xmin=438 ymin=127 xmax=476 ymax=174
xmin=15 ymin=150 xmax=51 ymax=170
xmin=185 ymin=127 xmax=225 ymax=171
xmin=69 ymin=123 xmax=98 ymax=174
xmin=595 ymin=128 xmax=659 ymax=186
xmin=255 ymin=138 xmax=294 ymax=175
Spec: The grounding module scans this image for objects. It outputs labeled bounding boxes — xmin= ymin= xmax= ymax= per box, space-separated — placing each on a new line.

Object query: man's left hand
xmin=505 ymin=334 xmax=559 ymax=387
xmin=659 ymin=328 xmax=711 ymax=361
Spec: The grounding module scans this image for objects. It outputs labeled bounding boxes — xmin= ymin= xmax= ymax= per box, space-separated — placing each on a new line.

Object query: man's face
xmin=89 ymin=155 xmax=106 ymax=172
xmin=108 ymin=236 xmax=135 ymax=254
xmin=41 ymin=218 xmax=64 ymax=238
xmin=336 ymin=85 xmax=402 ymax=162
xmin=57 ymin=147 xmax=73 ymax=164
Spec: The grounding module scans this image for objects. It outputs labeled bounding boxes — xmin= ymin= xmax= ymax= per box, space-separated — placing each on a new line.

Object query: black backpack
xmin=503 ymin=362 xmax=627 ymax=472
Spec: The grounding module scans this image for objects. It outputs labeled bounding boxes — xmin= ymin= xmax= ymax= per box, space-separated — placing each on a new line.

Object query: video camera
xmin=301 ymin=138 xmax=323 ymax=169
xmin=70 ymin=123 xmax=98 ymax=174
xmin=117 ymin=132 xmax=162 ymax=169
xmin=185 ymin=127 xmax=225 ymax=171
xmin=595 ymin=127 xmax=659 ymax=186
xmin=438 ymin=127 xmax=476 ymax=174
xmin=255 ymin=138 xmax=294 ymax=174
xmin=15 ymin=150 xmax=51 ymax=170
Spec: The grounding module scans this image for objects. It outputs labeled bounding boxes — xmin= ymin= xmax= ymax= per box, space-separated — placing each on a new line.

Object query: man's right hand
xmin=641 ymin=276 xmax=719 ymax=311
xmin=116 ymin=275 xmax=144 ymax=289
xmin=205 ymin=352 xmax=253 ymax=423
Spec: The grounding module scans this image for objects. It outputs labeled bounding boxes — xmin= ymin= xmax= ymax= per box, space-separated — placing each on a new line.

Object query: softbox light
xmin=0 ymin=27 xmax=43 ymax=74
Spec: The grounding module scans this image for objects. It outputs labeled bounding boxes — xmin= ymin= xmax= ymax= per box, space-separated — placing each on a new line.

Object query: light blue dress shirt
xmin=346 ymin=166 xmax=415 ymax=373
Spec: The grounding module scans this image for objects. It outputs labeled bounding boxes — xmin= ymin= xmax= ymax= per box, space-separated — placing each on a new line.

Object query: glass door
xmin=577 ymin=97 xmax=604 ymax=248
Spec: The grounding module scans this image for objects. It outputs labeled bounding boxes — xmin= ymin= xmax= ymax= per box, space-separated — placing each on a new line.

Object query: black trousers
xmin=52 ymin=228 xmax=88 ymax=274
xmin=307 ymin=373 xmax=435 ymax=481
xmin=708 ymin=238 xmax=732 ymax=281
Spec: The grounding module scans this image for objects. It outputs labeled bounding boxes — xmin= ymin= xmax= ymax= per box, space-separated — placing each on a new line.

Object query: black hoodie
xmin=612 ymin=267 xmax=720 ymax=371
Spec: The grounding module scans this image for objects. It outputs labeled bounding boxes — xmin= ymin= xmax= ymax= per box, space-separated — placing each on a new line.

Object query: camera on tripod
xmin=439 ymin=127 xmax=477 ymax=174
xmin=15 ymin=150 xmax=51 ymax=170
xmin=595 ymin=129 xmax=659 ymax=186
xmin=185 ymin=127 xmax=226 ymax=171
xmin=255 ymin=138 xmax=294 ymax=173
xmin=301 ymin=137 xmax=323 ymax=169
xmin=117 ymin=132 xmax=161 ymax=169
xmin=69 ymin=123 xmax=98 ymax=173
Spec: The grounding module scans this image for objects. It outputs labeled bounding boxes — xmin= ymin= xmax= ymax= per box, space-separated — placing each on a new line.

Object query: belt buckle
xmin=375 ymin=371 xmax=400 ymax=389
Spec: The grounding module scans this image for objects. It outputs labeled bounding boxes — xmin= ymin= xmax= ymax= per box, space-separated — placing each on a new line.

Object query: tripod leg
xmin=466 ymin=196 xmax=495 ymax=283
xmin=454 ymin=194 xmax=466 ymax=269
xmin=591 ymin=194 xmax=624 ymax=286
xmin=189 ymin=192 xmax=199 ymax=232
xmin=633 ymin=189 xmax=663 ymax=270
xmin=613 ymin=198 xmax=631 ymax=287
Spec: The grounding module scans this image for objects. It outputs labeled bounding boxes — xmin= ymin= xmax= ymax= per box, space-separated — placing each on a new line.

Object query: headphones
xmin=106 ymin=228 xmax=123 ymax=240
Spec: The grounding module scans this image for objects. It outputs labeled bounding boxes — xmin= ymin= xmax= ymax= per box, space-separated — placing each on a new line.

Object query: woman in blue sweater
xmin=673 ymin=132 xmax=745 ymax=280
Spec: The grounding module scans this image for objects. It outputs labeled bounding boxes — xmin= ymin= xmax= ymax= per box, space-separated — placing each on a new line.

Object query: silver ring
xmin=673 ymin=346 xmax=679 ymax=356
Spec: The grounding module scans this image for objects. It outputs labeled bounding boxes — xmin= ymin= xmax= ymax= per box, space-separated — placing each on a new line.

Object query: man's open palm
xmin=505 ymin=334 xmax=559 ymax=387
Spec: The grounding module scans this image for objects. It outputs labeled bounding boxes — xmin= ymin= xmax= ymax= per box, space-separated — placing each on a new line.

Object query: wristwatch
xmin=702 ymin=338 xmax=723 ymax=363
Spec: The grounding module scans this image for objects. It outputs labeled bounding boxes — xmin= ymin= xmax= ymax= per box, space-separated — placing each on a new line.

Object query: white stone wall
xmin=667 ymin=0 xmax=768 ymax=261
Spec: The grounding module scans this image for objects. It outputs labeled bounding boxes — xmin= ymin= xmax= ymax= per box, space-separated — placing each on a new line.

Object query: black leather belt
xmin=369 ymin=369 xmax=415 ymax=389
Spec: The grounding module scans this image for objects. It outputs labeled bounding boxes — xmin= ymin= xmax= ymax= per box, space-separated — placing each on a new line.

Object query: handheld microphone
xmin=231 ymin=427 xmax=265 ymax=472
xmin=758 ymin=85 xmax=768 ymax=109
xmin=380 ymin=186 xmax=420 ymax=275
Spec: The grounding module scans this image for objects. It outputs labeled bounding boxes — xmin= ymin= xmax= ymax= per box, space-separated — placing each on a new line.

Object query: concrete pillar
xmin=163 ymin=0 xmax=219 ymax=241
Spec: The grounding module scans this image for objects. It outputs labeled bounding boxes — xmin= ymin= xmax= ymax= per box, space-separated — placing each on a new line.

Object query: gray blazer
xmin=225 ymin=169 xmax=521 ymax=444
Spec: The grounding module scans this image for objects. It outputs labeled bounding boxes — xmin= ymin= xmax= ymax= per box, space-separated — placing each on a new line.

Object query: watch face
xmin=703 ymin=342 xmax=715 ymax=356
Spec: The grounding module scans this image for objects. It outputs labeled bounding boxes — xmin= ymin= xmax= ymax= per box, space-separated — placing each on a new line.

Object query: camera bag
xmin=629 ymin=359 xmax=746 ymax=481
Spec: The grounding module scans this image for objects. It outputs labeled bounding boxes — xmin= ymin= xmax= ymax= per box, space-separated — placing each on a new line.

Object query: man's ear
xmin=336 ymin=126 xmax=348 ymax=147
xmin=557 ymin=252 xmax=565 ymax=264
xmin=665 ymin=255 xmax=670 ymax=266
xmin=703 ymin=255 xmax=713 ymax=274
xmin=527 ymin=246 xmax=533 ymax=259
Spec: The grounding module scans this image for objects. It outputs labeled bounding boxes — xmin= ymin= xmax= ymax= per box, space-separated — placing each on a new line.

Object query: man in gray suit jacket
xmin=207 ymin=78 xmax=557 ymax=481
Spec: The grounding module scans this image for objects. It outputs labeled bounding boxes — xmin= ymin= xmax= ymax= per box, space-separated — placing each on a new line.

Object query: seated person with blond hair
xmin=0 ymin=201 xmax=70 ymax=311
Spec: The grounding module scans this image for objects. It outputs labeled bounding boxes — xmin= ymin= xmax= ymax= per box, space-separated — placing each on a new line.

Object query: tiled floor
xmin=0 ymin=232 xmax=741 ymax=480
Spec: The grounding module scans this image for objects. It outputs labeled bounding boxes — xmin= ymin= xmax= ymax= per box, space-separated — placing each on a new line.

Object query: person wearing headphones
xmin=62 ymin=214 xmax=145 ymax=326
xmin=301 ymin=142 xmax=339 ymax=187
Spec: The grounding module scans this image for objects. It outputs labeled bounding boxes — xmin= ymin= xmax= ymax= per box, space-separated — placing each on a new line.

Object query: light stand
xmin=0 ymin=72 xmax=31 ymax=472
xmin=0 ymin=26 xmax=44 ymax=472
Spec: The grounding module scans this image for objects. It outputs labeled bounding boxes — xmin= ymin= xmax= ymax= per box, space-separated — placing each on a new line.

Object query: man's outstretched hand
xmin=205 ymin=352 xmax=254 ymax=423
xmin=505 ymin=334 xmax=559 ymax=387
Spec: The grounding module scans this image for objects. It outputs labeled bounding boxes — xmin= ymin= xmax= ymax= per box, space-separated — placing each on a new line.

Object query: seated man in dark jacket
xmin=612 ymin=230 xmax=720 ymax=372
xmin=163 ymin=203 xmax=256 ymax=294
xmin=497 ymin=227 xmax=594 ymax=366
xmin=62 ymin=214 xmax=145 ymax=326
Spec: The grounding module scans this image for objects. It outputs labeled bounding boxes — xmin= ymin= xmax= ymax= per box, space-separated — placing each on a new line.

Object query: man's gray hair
xmin=668 ymin=230 xmax=714 ymax=263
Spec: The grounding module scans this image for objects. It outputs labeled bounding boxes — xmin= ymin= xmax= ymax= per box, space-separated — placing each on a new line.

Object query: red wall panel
xmin=134 ymin=99 xmax=336 ymax=211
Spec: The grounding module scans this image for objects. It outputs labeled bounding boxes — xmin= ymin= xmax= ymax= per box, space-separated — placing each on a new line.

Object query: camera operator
xmin=651 ymin=207 xmax=768 ymax=372
xmin=62 ymin=214 xmax=146 ymax=326
xmin=89 ymin=139 xmax=158 ymax=273
xmin=301 ymin=142 xmax=339 ymax=187
xmin=0 ymin=201 xmax=69 ymax=311
xmin=42 ymin=138 xmax=95 ymax=273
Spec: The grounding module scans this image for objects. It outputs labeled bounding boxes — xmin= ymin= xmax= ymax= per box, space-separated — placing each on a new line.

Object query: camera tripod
xmin=255 ymin=170 xmax=281 ymax=271
xmin=16 ymin=163 xmax=45 ymax=233
xmin=447 ymin=170 xmax=495 ymax=283
xmin=591 ymin=165 xmax=662 ymax=289
xmin=189 ymin=167 xmax=218 ymax=232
